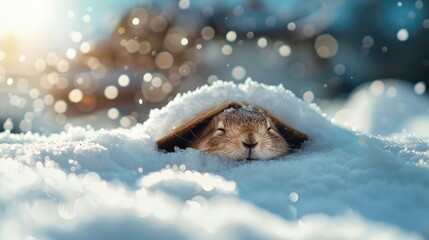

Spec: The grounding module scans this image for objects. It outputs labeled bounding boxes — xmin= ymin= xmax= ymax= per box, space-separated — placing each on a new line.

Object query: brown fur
xmin=156 ymin=102 xmax=308 ymax=160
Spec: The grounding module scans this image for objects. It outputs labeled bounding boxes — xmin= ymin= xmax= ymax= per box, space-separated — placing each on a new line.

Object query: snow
xmin=1 ymin=80 xmax=429 ymax=240
xmin=328 ymin=79 xmax=429 ymax=137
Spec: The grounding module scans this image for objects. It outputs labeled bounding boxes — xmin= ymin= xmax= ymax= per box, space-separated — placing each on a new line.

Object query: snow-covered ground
xmin=1 ymin=80 xmax=428 ymax=239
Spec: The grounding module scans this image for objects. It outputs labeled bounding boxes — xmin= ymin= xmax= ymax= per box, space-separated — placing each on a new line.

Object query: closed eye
xmin=217 ymin=128 xmax=226 ymax=133
xmin=267 ymin=127 xmax=273 ymax=131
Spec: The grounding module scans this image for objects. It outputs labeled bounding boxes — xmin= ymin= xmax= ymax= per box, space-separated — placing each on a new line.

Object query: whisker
xmin=275 ymin=113 xmax=300 ymax=120
xmin=283 ymin=136 xmax=308 ymax=140
xmin=262 ymin=129 xmax=271 ymax=137
xmin=187 ymin=127 xmax=199 ymax=140
xmin=269 ymin=93 xmax=288 ymax=116
xmin=173 ymin=132 xmax=193 ymax=144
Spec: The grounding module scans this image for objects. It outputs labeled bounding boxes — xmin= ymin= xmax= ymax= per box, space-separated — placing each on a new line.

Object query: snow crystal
xmin=242 ymin=105 xmax=254 ymax=111
xmin=1 ymin=80 xmax=429 ymax=240
xmin=223 ymin=107 xmax=235 ymax=113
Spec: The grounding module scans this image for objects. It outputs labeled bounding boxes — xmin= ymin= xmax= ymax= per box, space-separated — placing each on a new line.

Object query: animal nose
xmin=242 ymin=141 xmax=258 ymax=149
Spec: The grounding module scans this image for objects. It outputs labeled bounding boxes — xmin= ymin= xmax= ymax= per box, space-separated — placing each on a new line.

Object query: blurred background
xmin=0 ymin=0 xmax=428 ymax=134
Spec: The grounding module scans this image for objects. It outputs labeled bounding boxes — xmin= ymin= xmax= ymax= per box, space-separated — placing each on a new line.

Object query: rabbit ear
xmin=263 ymin=110 xmax=308 ymax=150
xmin=156 ymin=102 xmax=243 ymax=152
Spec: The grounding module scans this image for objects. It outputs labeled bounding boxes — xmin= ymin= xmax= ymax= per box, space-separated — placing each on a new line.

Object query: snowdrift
xmin=1 ymin=80 xmax=428 ymax=240
xmin=330 ymin=80 xmax=429 ymax=137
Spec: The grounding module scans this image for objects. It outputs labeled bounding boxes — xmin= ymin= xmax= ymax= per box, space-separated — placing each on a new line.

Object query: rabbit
xmin=156 ymin=102 xmax=308 ymax=160
xmin=189 ymin=106 xmax=290 ymax=160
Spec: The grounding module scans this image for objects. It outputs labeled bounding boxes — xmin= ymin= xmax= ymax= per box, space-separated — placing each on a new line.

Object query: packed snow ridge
xmin=1 ymin=80 xmax=428 ymax=240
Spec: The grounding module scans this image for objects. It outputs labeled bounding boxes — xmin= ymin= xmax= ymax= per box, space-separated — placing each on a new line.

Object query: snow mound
xmin=1 ymin=80 xmax=428 ymax=240
xmin=330 ymin=79 xmax=429 ymax=137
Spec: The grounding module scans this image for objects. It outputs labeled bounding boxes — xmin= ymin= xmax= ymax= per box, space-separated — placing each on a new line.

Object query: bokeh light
xmin=397 ymin=29 xmax=409 ymax=41
xmin=108 ymin=108 xmax=120 ymax=119
xmin=178 ymin=0 xmax=190 ymax=10
xmin=226 ymin=31 xmax=237 ymax=42
xmin=370 ymin=80 xmax=385 ymax=96
xmin=68 ymin=89 xmax=83 ymax=103
xmin=257 ymin=37 xmax=268 ymax=48
xmin=314 ymin=34 xmax=338 ymax=59
xmin=66 ymin=48 xmax=77 ymax=60
xmin=414 ymin=82 xmax=426 ymax=95
xmin=118 ymin=74 xmax=130 ymax=87
xmin=232 ymin=66 xmax=246 ymax=80
xmin=278 ymin=45 xmax=291 ymax=57
xmin=104 ymin=86 xmax=119 ymax=100
xmin=303 ymin=91 xmax=315 ymax=103
xmin=155 ymin=52 xmax=174 ymax=69
xmin=201 ymin=26 xmax=215 ymax=40
xmin=54 ymin=100 xmax=67 ymax=114
xmin=221 ymin=45 xmax=233 ymax=55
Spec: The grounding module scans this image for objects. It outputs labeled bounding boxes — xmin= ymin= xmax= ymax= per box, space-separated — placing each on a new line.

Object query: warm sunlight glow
xmin=0 ymin=0 xmax=54 ymax=38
